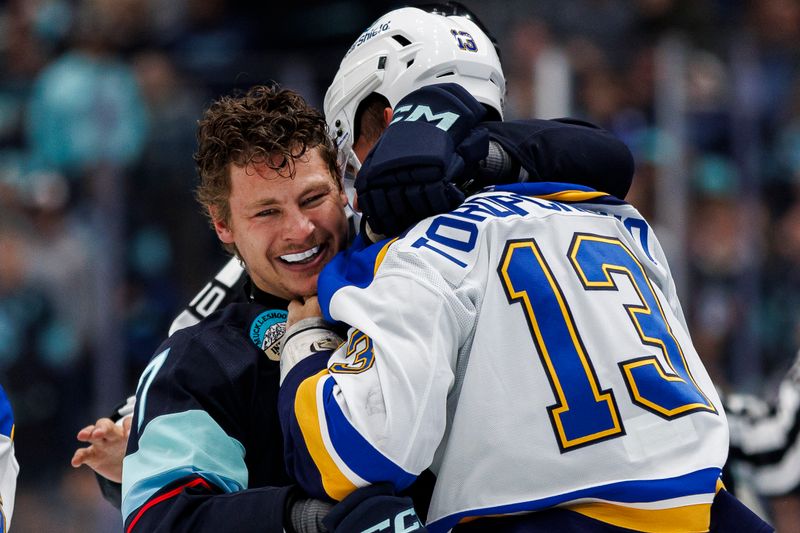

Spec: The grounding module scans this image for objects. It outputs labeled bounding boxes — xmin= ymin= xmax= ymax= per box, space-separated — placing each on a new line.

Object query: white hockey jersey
xmin=0 ymin=385 xmax=17 ymax=531
xmin=279 ymin=183 xmax=729 ymax=533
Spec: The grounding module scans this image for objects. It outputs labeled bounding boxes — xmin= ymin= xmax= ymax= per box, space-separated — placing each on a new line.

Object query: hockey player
xmin=279 ymin=115 xmax=770 ymax=531
xmin=74 ymin=1 xmax=636 ymax=517
xmin=0 ymin=385 xmax=17 ymax=532
xmin=277 ymin=6 xmax=771 ymax=532
xmin=121 ymin=86 xmax=430 ymax=533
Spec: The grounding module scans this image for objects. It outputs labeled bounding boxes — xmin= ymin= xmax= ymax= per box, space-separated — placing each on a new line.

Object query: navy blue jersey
xmin=122 ymin=297 xmax=295 ymax=533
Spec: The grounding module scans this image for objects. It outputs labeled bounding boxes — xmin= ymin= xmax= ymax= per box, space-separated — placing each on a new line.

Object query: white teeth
xmin=281 ymin=245 xmax=320 ymax=263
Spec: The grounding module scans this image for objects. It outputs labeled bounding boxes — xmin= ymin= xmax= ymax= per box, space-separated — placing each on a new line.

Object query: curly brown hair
xmin=194 ymin=85 xmax=340 ymax=233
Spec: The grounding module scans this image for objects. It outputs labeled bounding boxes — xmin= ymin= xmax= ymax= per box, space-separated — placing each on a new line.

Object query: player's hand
xmin=287 ymin=296 xmax=323 ymax=330
xmin=323 ymin=483 xmax=426 ymax=533
xmin=71 ymin=415 xmax=132 ymax=483
xmin=281 ymin=297 xmax=341 ymax=382
xmin=356 ymin=83 xmax=489 ymax=237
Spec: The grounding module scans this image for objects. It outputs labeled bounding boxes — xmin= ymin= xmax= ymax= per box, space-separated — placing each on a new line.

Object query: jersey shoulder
xmin=163 ymin=302 xmax=286 ymax=376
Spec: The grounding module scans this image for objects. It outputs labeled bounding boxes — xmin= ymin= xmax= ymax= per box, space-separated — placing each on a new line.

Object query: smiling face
xmin=212 ymin=147 xmax=349 ymax=300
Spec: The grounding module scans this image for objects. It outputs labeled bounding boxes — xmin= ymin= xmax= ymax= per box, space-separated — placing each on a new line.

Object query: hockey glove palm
xmin=355 ymin=83 xmax=489 ymax=237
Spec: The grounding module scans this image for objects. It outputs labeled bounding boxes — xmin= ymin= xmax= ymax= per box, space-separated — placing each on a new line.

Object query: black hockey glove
xmin=323 ymin=483 xmax=426 ymax=533
xmin=355 ymin=82 xmax=489 ymax=237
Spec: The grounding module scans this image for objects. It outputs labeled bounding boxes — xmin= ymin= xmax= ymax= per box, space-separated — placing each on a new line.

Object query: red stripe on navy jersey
xmin=126 ymin=477 xmax=211 ymax=533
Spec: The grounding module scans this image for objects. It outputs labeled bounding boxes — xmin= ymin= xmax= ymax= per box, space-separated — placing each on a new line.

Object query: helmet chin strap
xmin=349 ymin=149 xmax=362 ymax=172
xmin=341 ymin=148 xmax=362 ymax=213
xmin=340 ymin=149 xmax=387 ymax=243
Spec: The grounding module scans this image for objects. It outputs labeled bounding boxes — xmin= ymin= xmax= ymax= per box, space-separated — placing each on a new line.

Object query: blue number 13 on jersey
xmin=498 ymin=233 xmax=716 ymax=452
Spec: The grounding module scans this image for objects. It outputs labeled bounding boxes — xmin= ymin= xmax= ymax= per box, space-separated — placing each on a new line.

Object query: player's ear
xmin=210 ymin=207 xmax=234 ymax=244
xmin=383 ymin=107 xmax=393 ymax=130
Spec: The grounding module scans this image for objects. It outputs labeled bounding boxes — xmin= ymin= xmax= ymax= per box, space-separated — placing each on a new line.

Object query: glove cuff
xmin=280 ymin=318 xmax=343 ymax=383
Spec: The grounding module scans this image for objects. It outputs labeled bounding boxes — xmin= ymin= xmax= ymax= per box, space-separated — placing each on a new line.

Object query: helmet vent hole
xmin=392 ymin=35 xmax=412 ymax=47
xmin=406 ymin=59 xmax=415 ymax=68
xmin=378 ymin=56 xmax=387 ymax=70
xmin=435 ymin=71 xmax=455 ymax=78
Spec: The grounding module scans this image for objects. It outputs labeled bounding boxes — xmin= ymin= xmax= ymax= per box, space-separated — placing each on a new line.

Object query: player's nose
xmin=281 ymin=207 xmax=315 ymax=241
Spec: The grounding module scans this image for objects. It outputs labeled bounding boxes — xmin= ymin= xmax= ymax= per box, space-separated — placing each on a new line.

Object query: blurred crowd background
xmin=1 ymin=0 xmax=799 ymax=530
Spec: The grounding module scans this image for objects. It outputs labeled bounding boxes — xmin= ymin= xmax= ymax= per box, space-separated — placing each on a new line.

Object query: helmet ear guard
xmin=324 ymin=3 xmax=506 ymax=170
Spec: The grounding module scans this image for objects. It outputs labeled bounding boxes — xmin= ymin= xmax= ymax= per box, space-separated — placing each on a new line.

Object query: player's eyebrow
xmin=243 ymin=180 xmax=333 ymax=210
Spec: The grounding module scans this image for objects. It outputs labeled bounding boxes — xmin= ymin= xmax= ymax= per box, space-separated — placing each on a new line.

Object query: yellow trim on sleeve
xmin=374 ymin=237 xmax=399 ymax=275
xmin=294 ymin=370 xmax=358 ymax=500
xmin=537 ymin=190 xmax=609 ymax=203
xmin=566 ymin=501 xmax=712 ymax=533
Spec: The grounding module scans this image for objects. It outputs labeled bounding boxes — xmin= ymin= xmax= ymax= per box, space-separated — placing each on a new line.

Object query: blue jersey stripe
xmin=318 ymin=234 xmax=390 ymax=323
xmin=121 ymin=409 xmax=247 ymax=520
xmin=319 ymin=376 xmax=418 ymax=490
xmin=0 ymin=385 xmax=13 ymax=438
xmin=427 ymin=467 xmax=722 ymax=532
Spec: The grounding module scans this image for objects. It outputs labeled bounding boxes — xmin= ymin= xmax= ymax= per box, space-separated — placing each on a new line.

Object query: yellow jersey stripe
xmin=374 ymin=237 xmax=399 ymax=275
xmin=537 ymin=190 xmax=609 ymax=203
xmin=566 ymin=501 xmax=711 ymax=533
xmin=294 ymin=370 xmax=358 ymax=500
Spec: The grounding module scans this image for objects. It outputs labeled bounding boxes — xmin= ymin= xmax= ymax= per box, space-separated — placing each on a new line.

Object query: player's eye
xmin=302 ymin=193 xmax=326 ymax=206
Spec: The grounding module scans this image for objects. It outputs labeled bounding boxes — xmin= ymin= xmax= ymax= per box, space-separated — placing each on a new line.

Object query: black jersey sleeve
xmin=95 ymin=258 xmax=249 ymax=509
xmin=122 ymin=304 xmax=293 ymax=532
xmin=483 ymin=118 xmax=635 ymax=200
xmin=725 ymin=356 xmax=800 ymax=496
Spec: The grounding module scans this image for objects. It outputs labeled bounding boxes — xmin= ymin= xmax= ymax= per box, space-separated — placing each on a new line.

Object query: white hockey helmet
xmin=324 ymin=3 xmax=505 ymax=170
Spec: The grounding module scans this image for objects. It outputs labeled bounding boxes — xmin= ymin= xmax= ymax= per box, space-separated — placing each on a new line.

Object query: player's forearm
xmin=123 ymin=475 xmax=294 ymax=533
xmin=279 ymin=349 xmax=424 ymax=503
xmin=484 ymin=118 xmax=635 ymax=199
xmin=279 ymin=276 xmax=457 ymax=502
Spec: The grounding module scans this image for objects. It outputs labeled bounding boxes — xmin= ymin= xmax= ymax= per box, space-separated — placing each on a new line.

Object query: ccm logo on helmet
xmin=390 ymin=104 xmax=460 ymax=132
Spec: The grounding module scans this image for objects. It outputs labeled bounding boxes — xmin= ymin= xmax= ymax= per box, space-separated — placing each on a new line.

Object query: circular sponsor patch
xmin=249 ymin=309 xmax=288 ymax=361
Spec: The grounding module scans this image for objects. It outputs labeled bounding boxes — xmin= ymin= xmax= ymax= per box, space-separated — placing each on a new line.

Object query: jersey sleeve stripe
xmin=493 ymin=182 xmax=627 ymax=205
xmin=293 ymin=370 xmax=418 ymax=500
xmin=318 ymin=376 xmax=417 ymax=490
xmin=294 ymin=370 xmax=359 ymax=499
xmin=538 ymin=191 xmax=609 ymax=203
xmin=566 ymin=501 xmax=711 ymax=532
xmin=0 ymin=386 xmax=14 ymax=438
xmin=374 ymin=237 xmax=399 ymax=275
xmin=125 ymin=477 xmax=211 ymax=533
xmin=121 ymin=410 xmax=247 ymax=520
xmin=318 ymin=234 xmax=387 ymax=323
xmin=427 ymin=467 xmax=722 ymax=533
